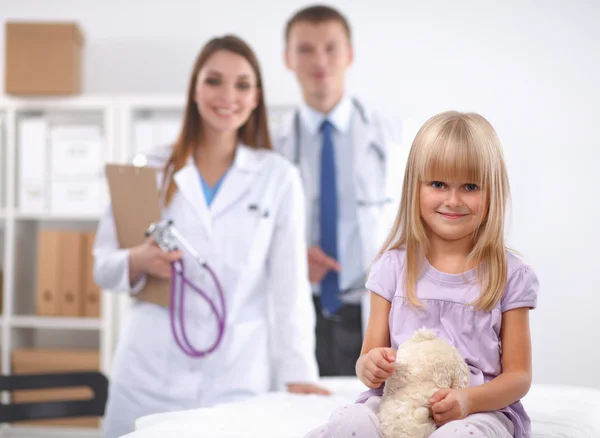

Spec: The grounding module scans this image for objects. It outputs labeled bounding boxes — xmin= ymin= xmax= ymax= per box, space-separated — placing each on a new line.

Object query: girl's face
xmin=419 ymin=179 xmax=485 ymax=243
xmin=195 ymin=50 xmax=259 ymax=135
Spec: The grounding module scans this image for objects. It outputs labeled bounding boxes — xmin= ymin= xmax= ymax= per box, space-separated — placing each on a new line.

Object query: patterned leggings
xmin=303 ymin=396 xmax=515 ymax=438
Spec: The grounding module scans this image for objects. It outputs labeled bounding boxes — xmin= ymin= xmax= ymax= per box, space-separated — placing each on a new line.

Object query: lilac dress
xmin=356 ymin=249 xmax=539 ymax=438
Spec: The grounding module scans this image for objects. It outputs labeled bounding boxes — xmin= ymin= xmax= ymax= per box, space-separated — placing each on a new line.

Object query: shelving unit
xmin=0 ymin=95 xmax=116 ymax=437
xmin=10 ymin=316 xmax=103 ymax=331
xmin=1 ymin=108 xmax=6 ymax=211
xmin=0 ymin=93 xmax=295 ymax=437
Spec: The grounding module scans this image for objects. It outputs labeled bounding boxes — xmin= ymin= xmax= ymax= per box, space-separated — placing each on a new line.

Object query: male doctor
xmin=273 ymin=5 xmax=404 ymax=376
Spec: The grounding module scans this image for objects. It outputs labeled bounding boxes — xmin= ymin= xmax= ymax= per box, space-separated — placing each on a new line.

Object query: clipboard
xmin=105 ymin=163 xmax=170 ymax=308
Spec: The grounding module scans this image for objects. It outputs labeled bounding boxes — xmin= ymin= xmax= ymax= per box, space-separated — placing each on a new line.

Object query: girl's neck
xmin=426 ymin=233 xmax=477 ymax=274
xmin=195 ymin=128 xmax=237 ymax=186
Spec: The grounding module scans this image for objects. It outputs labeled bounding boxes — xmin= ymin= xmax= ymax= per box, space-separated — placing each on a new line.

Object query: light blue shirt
xmin=199 ymin=170 xmax=227 ymax=207
xmin=298 ymin=95 xmax=365 ymax=303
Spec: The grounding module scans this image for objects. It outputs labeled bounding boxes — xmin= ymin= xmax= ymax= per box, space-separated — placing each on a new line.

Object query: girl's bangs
xmin=419 ymin=127 xmax=485 ymax=185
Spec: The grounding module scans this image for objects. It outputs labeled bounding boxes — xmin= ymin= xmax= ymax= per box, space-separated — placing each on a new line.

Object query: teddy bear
xmin=377 ymin=328 xmax=471 ymax=438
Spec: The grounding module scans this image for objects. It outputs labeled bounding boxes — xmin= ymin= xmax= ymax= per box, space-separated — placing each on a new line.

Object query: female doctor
xmin=93 ymin=35 xmax=328 ymax=438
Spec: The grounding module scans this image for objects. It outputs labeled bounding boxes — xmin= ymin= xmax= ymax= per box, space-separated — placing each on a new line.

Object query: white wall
xmin=2 ymin=0 xmax=599 ymax=389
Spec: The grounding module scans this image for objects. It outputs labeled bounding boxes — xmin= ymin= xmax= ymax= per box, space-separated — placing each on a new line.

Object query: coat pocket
xmin=223 ymin=207 xmax=274 ymax=269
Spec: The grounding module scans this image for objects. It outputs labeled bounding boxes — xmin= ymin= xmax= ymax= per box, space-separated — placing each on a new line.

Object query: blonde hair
xmin=380 ymin=111 xmax=510 ymax=311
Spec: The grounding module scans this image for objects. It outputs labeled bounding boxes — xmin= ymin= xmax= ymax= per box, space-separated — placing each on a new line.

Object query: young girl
xmin=305 ymin=111 xmax=539 ymax=438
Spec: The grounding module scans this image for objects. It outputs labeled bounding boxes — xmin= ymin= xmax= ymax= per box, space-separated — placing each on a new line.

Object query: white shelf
xmin=10 ymin=316 xmax=103 ymax=331
xmin=13 ymin=212 xmax=101 ymax=222
xmin=0 ymin=94 xmax=115 ymax=111
xmin=119 ymin=93 xmax=185 ymax=110
xmin=4 ymin=426 xmax=101 ymax=438
xmin=1 ymin=96 xmax=118 ymax=377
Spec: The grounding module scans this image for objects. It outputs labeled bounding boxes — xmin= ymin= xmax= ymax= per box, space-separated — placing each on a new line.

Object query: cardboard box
xmin=50 ymin=178 xmax=108 ymax=216
xmin=5 ymin=22 xmax=84 ymax=95
xmin=50 ymin=125 xmax=105 ymax=178
xmin=133 ymin=117 xmax=181 ymax=156
xmin=18 ymin=116 xmax=48 ymax=213
xmin=11 ymin=349 xmax=100 ymax=428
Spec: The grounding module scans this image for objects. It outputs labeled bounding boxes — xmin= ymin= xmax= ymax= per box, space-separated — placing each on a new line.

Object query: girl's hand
xmin=430 ymin=388 xmax=471 ymax=426
xmin=357 ymin=347 xmax=397 ymax=389
xmin=287 ymin=383 xmax=331 ymax=395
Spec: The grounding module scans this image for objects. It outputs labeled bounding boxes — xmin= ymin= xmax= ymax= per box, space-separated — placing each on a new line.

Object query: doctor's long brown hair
xmin=162 ymin=35 xmax=272 ymax=206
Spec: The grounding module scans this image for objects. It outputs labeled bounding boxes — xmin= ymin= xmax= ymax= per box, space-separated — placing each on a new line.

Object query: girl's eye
xmin=431 ymin=181 xmax=445 ymax=189
xmin=236 ymin=82 xmax=251 ymax=90
xmin=465 ymin=183 xmax=478 ymax=191
xmin=205 ymin=77 xmax=220 ymax=86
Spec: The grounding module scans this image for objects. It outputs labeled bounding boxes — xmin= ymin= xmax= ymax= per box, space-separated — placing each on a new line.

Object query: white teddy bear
xmin=378 ymin=328 xmax=471 ymax=438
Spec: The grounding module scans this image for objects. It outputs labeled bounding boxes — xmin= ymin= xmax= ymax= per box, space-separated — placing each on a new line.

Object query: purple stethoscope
xmin=145 ymin=220 xmax=226 ymax=357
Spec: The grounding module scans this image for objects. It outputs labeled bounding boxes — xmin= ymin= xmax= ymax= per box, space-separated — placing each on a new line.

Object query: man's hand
xmin=308 ymin=246 xmax=341 ymax=283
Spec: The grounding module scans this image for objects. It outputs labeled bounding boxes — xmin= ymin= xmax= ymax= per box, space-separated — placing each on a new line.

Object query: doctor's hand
xmin=129 ymin=237 xmax=183 ymax=281
xmin=287 ymin=383 xmax=331 ymax=396
xmin=356 ymin=347 xmax=397 ymax=389
xmin=308 ymin=246 xmax=341 ymax=284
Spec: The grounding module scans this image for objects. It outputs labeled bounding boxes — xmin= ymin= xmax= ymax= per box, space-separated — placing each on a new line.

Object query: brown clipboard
xmin=105 ymin=164 xmax=170 ymax=308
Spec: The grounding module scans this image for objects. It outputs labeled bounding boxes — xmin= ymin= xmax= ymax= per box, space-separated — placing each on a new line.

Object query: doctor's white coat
xmin=272 ymin=101 xmax=407 ymax=332
xmin=93 ymin=144 xmax=319 ymax=437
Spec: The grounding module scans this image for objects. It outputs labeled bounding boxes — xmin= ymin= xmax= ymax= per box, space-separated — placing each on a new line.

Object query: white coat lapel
xmin=173 ymin=159 xmax=213 ymax=235
xmin=352 ymin=111 xmax=390 ymax=268
xmin=277 ymin=110 xmax=314 ymax=245
xmin=209 ymin=145 xmax=259 ymax=219
xmin=272 ymin=111 xmax=296 ymax=162
xmin=353 ymin=113 xmax=384 ymax=202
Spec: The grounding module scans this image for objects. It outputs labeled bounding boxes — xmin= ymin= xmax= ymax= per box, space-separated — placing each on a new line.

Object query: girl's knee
xmin=304 ymin=403 xmax=382 ymax=438
xmin=429 ymin=413 xmax=512 ymax=438
xmin=430 ymin=421 xmax=482 ymax=437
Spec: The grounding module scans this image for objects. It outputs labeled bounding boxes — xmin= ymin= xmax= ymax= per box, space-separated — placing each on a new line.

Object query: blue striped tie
xmin=319 ymin=120 xmax=342 ymax=315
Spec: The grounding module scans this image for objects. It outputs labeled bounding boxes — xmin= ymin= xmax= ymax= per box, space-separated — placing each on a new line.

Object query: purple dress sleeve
xmin=365 ymin=250 xmax=404 ymax=302
xmin=501 ymin=265 xmax=539 ymax=312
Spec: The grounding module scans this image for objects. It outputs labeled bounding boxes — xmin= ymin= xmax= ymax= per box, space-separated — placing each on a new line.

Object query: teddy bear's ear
xmin=411 ymin=328 xmax=437 ymax=342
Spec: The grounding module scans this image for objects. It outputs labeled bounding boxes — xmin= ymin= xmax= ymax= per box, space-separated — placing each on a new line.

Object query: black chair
xmin=0 ymin=371 xmax=108 ymax=423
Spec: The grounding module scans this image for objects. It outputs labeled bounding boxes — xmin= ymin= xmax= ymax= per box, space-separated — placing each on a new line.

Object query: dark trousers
xmin=312 ymin=295 xmax=363 ymax=376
